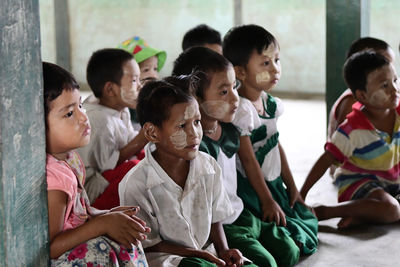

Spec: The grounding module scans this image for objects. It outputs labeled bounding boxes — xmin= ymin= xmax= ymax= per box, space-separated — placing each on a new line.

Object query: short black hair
xmin=223 ymin=24 xmax=278 ymax=67
xmin=182 ymin=24 xmax=222 ymax=51
xmin=347 ymin=37 xmax=390 ymax=59
xmin=86 ymin=48 xmax=133 ymax=98
xmin=343 ymin=50 xmax=389 ymax=94
xmin=136 ymin=78 xmax=195 ymax=127
xmin=42 ymin=62 xmax=80 ymax=126
xmin=172 ymin=46 xmax=232 ymax=99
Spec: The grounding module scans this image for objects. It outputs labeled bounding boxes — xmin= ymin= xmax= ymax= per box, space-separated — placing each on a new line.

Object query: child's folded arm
xmin=238 ymin=135 xmax=286 ymax=226
xmin=48 ymin=191 xmax=147 ymax=259
xmin=118 ymin=128 xmax=148 ymax=165
xmin=144 ymin=240 xmax=225 ymax=265
xmin=300 ymin=151 xmax=336 ymax=200
xmin=209 ymin=222 xmax=244 ymax=266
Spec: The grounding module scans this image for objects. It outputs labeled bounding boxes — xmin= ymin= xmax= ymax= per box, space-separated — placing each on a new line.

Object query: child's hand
xmin=100 ymin=206 xmax=151 ymax=248
xmin=287 ymin=187 xmax=306 ymax=208
xmin=261 ymin=199 xmax=287 ymax=226
xmin=196 ymin=250 xmax=226 ymax=266
xmin=219 ymin=249 xmax=244 ymax=267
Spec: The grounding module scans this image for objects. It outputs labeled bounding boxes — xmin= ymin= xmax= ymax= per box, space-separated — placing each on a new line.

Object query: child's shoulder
xmin=46 ymin=154 xmax=77 ymax=198
xmin=195 ymin=151 xmax=220 ymax=172
xmin=232 ymin=96 xmax=259 ymax=135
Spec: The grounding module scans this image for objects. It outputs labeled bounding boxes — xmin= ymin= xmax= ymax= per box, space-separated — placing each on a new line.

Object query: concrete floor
xmin=279 ymin=99 xmax=400 ymax=267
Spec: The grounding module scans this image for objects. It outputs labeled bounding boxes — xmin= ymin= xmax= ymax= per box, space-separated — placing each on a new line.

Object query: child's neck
xmin=362 ymin=106 xmax=396 ymax=134
xmin=238 ymin=84 xmax=262 ymax=102
xmin=239 ymin=85 xmax=266 ymax=116
xmin=50 ymin=151 xmax=69 ymax=161
xmin=152 ymin=149 xmax=190 ymax=189
xmin=201 ymin=116 xmax=221 ymax=141
xmin=99 ymin=97 xmax=125 ymax=112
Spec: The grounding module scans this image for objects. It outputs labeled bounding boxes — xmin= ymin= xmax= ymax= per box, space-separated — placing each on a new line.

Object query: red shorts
xmin=91 ymin=149 xmax=145 ymax=210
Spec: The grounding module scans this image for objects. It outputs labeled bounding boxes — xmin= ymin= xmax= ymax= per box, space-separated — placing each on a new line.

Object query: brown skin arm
xmin=238 ymin=135 xmax=286 ymax=226
xmin=300 ymin=151 xmax=336 ymax=200
xmin=209 ymin=222 xmax=244 ymax=267
xmin=278 ymin=143 xmax=306 ymax=208
xmin=145 ymin=240 xmax=226 ymax=265
xmin=336 ymin=95 xmax=356 ymax=127
xmin=117 ymin=128 xmax=148 ymax=165
xmin=48 ymin=190 xmax=149 ymax=259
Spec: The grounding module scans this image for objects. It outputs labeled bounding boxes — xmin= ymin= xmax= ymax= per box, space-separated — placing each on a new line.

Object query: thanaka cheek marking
xmin=121 ymin=86 xmax=138 ymax=105
xmin=184 ymin=105 xmax=196 ymax=120
xmin=256 ymin=71 xmax=270 ymax=84
xmin=369 ymin=90 xmax=390 ymax=104
xmin=201 ymin=100 xmax=230 ymax=119
xmin=170 ymin=129 xmax=187 ymax=150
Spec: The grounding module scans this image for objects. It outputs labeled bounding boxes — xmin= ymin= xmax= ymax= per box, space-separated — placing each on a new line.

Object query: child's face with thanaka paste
xmin=139 ymin=56 xmax=159 ymax=85
xmin=118 ymin=59 xmax=141 ymax=109
xmin=360 ymin=63 xmax=399 ymax=110
xmin=46 ymin=88 xmax=91 ymax=159
xmin=152 ymin=99 xmax=203 ymax=161
xmin=240 ymin=42 xmax=281 ymax=92
xmin=200 ymin=66 xmax=239 ymax=123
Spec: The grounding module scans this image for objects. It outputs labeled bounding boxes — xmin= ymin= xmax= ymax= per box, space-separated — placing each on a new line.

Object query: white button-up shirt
xmin=119 ymin=143 xmax=233 ymax=266
xmin=78 ymin=94 xmax=137 ymax=172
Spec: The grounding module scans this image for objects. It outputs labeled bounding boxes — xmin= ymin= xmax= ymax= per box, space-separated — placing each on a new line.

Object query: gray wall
xmin=39 ymin=0 xmax=400 ymax=95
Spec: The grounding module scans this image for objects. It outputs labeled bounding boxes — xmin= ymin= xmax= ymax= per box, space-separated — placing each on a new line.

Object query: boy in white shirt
xmin=119 ymin=78 xmax=244 ymax=267
xmin=77 ymin=48 xmax=147 ymax=209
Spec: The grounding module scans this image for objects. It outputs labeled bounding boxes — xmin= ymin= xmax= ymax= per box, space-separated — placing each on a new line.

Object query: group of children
xmin=43 ymin=22 xmax=400 ymax=266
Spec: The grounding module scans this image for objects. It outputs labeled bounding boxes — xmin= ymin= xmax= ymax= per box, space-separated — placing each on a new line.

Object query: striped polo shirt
xmin=326 ymin=101 xmax=400 ymax=184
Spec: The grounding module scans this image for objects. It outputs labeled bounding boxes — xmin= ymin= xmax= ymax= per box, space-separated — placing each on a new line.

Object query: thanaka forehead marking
xmin=184 ymin=104 xmax=197 ymax=120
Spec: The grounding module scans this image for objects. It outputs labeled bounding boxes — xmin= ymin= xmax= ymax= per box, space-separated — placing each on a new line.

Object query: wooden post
xmin=54 ymin=0 xmax=71 ymax=70
xmin=326 ymin=0 xmax=370 ymax=126
xmin=0 ymin=0 xmax=49 ymax=265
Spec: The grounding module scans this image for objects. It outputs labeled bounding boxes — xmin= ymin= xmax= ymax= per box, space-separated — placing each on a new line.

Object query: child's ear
xmin=143 ymin=122 xmax=159 ymax=143
xmin=234 ymin=66 xmax=246 ymax=81
xmin=103 ymin=81 xmax=117 ymax=97
xmin=354 ymin=89 xmax=367 ymax=103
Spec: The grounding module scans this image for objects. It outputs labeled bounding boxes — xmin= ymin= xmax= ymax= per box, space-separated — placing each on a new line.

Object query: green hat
xmin=118 ymin=36 xmax=166 ymax=71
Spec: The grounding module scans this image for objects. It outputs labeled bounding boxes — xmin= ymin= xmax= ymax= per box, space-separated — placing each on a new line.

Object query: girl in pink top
xmin=43 ymin=62 xmax=150 ymax=266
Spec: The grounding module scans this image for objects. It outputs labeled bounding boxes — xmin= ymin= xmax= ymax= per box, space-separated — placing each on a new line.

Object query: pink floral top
xmin=46 ymin=151 xmax=91 ymax=231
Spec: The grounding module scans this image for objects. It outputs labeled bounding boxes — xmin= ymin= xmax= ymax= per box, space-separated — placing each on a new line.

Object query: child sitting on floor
xmin=182 ymin=24 xmax=223 ymax=54
xmin=119 ymin=77 xmax=244 ymax=267
xmin=118 ymin=36 xmax=167 ymax=130
xmin=77 ymin=48 xmax=148 ymax=209
xmin=172 ymin=46 xmax=300 ymax=267
xmin=223 ymin=24 xmax=319 ymax=255
xmin=300 ymin=51 xmax=400 ymax=228
xmin=327 ymin=37 xmax=395 ymax=176
xmin=43 ymin=61 xmax=149 ymax=266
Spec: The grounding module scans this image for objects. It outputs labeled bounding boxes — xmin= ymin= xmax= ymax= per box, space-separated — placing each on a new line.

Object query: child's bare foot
xmin=337 ymin=217 xmax=363 ymax=229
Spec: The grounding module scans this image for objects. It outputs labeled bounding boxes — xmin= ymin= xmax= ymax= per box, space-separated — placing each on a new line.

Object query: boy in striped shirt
xmin=301 ymin=50 xmax=400 ymax=228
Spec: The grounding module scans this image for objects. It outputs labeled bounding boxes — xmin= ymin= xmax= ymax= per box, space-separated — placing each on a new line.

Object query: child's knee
xmin=278 ymin=244 xmax=300 ymax=267
xmin=382 ymin=197 xmax=400 ymax=222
